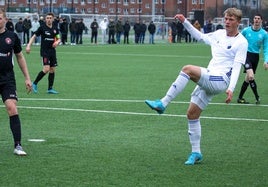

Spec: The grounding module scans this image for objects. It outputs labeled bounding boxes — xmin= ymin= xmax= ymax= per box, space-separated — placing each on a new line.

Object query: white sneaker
xmin=14 ymin=145 xmax=27 ymax=156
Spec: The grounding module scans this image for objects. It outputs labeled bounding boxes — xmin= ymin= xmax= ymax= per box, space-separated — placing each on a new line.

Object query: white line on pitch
xmin=13 ymin=105 xmax=268 ymax=122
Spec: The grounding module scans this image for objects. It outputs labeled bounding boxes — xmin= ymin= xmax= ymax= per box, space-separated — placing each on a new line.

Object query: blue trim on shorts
xmin=209 ymin=76 xmax=224 ymax=81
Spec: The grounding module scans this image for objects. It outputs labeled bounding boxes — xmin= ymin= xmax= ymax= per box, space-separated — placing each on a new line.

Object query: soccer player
xmin=237 ymin=13 xmax=268 ymax=104
xmin=26 ymin=12 xmax=61 ymax=94
xmin=0 ymin=9 xmax=32 ymax=155
xmin=145 ymin=8 xmax=248 ymax=165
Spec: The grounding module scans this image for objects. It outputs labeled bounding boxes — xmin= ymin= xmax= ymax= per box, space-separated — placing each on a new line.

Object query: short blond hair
xmin=224 ymin=8 xmax=242 ymax=22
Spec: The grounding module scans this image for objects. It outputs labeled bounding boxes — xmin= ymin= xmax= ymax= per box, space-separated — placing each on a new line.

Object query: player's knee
xmin=182 ymin=65 xmax=192 ymax=73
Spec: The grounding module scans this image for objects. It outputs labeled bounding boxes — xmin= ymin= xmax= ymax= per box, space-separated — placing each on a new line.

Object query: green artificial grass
xmin=0 ymin=42 xmax=267 ymax=187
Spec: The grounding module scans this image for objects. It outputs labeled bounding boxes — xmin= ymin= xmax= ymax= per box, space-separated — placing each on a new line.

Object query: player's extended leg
xmin=145 ymin=65 xmax=201 ymax=114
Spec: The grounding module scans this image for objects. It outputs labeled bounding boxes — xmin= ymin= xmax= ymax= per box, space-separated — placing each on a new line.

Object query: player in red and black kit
xmin=26 ymin=12 xmax=61 ymax=94
xmin=0 ymin=9 xmax=32 ymax=156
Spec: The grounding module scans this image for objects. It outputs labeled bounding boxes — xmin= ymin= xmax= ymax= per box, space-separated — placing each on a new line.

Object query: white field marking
xmin=2 ymin=101 xmax=266 ymax=122
xmin=19 ymin=98 xmax=268 ymax=107
xmin=57 ymin=51 xmax=209 ymax=59
xmin=28 ymin=139 xmax=46 ymax=142
xmin=28 ymin=50 xmax=209 ymax=59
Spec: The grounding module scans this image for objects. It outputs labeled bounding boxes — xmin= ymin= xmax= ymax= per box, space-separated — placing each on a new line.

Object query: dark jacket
xmin=123 ymin=22 xmax=131 ymax=34
xmin=15 ymin=20 xmax=23 ymax=33
xmin=90 ymin=20 xmax=99 ymax=33
xmin=148 ymin=22 xmax=156 ymax=34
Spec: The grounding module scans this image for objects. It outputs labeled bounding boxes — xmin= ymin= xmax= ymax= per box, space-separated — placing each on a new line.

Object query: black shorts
xmin=0 ymin=82 xmax=17 ymax=102
xmin=42 ymin=55 xmax=58 ymax=67
xmin=243 ymin=52 xmax=259 ymax=74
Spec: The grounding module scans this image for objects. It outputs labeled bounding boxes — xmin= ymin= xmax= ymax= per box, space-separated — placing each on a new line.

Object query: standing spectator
xmin=171 ymin=20 xmax=178 ymax=43
xmin=133 ymin=19 xmax=141 ymax=44
xmin=176 ymin=20 xmax=184 ymax=43
xmin=108 ymin=18 xmax=116 ymax=44
xmin=6 ymin=18 xmax=14 ymax=32
xmin=115 ymin=17 xmax=123 ymax=44
xmin=140 ymin=20 xmax=147 ymax=44
xmin=15 ymin=18 xmax=24 ymax=45
xmin=123 ymin=20 xmax=131 ymax=44
xmin=90 ymin=18 xmax=99 ymax=44
xmin=76 ymin=18 xmax=85 ymax=44
xmin=237 ymin=13 xmax=268 ymax=104
xmin=145 ymin=8 xmax=247 ymax=165
xmin=23 ymin=16 xmax=32 ymax=45
xmin=193 ymin=20 xmax=201 ymax=42
xmin=59 ymin=18 xmax=68 ymax=45
xmin=148 ymin=21 xmax=156 ymax=44
xmin=26 ymin=12 xmax=61 ymax=94
xmin=69 ymin=19 xmax=77 ymax=45
xmin=31 ymin=17 xmax=40 ymax=45
xmin=0 ymin=9 xmax=32 ymax=156
xmin=99 ymin=18 xmax=108 ymax=44
xmin=204 ymin=19 xmax=213 ymax=33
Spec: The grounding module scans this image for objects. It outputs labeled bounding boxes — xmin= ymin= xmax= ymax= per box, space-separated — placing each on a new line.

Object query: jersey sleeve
xmin=13 ymin=33 xmax=22 ymax=54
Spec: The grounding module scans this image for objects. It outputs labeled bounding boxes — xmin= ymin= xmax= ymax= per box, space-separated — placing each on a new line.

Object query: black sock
xmin=48 ymin=72 xmax=55 ymax=90
xmin=10 ymin=115 xmax=21 ymax=148
xmin=238 ymin=81 xmax=249 ymax=99
xmin=34 ymin=71 xmax=46 ymax=84
xmin=249 ymin=80 xmax=259 ymax=100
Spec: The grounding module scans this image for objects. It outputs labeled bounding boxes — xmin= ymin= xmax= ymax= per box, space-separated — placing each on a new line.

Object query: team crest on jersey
xmin=5 ymin=37 xmax=12 ymax=44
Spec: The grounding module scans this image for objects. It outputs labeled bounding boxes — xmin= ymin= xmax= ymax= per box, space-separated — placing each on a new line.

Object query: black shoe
xmin=237 ymin=98 xmax=249 ymax=104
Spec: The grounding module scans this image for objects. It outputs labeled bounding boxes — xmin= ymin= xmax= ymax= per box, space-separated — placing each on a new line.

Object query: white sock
xmin=161 ymin=71 xmax=190 ymax=107
xmin=188 ymin=119 xmax=201 ymax=153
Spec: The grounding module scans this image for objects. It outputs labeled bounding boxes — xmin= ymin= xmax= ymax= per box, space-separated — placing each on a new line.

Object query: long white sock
xmin=161 ymin=71 xmax=190 ymax=107
xmin=188 ymin=119 xmax=201 ymax=153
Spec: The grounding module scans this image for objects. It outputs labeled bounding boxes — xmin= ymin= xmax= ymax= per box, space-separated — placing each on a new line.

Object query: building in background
xmin=1 ymin=0 xmax=267 ymax=24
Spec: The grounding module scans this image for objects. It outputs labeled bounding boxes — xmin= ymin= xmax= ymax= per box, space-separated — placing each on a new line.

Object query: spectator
xmin=23 ymin=16 xmax=32 ymax=45
xmin=133 ymin=19 xmax=141 ymax=44
xmin=31 ymin=17 xmax=40 ymax=45
xmin=69 ymin=19 xmax=77 ymax=45
xmin=123 ymin=20 xmax=131 ymax=44
xmin=148 ymin=21 xmax=156 ymax=44
xmin=6 ymin=18 xmax=14 ymax=32
xmin=60 ymin=18 xmax=68 ymax=45
xmin=108 ymin=18 xmax=116 ymax=44
xmin=140 ymin=20 xmax=147 ymax=44
xmin=15 ymin=18 xmax=24 ymax=45
xmin=99 ymin=18 xmax=108 ymax=44
xmin=90 ymin=18 xmax=99 ymax=44
xmin=204 ymin=19 xmax=213 ymax=33
xmin=115 ymin=17 xmax=123 ymax=44
xmin=76 ymin=18 xmax=85 ymax=44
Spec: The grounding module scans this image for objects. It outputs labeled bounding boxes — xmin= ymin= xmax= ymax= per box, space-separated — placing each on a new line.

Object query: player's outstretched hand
xmin=174 ymin=14 xmax=185 ymax=23
xmin=225 ymin=89 xmax=233 ymax=104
